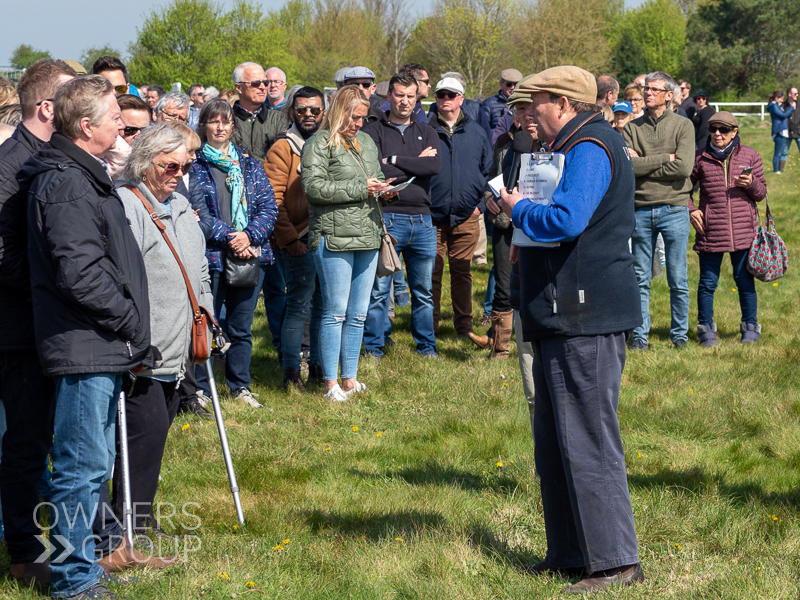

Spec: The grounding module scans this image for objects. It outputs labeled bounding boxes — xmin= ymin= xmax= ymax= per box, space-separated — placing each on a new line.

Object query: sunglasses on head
xmin=436 ymin=91 xmax=458 ymax=100
xmin=295 ymin=106 xmax=323 ymax=116
xmin=708 ymin=125 xmax=733 ymax=134
xmin=123 ymin=126 xmax=145 ymax=137
xmin=154 ymin=161 xmax=193 ymax=176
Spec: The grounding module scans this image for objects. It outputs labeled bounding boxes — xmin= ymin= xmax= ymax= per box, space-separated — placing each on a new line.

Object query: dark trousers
xmin=432 ymin=213 xmax=480 ymax=334
xmin=113 ymin=377 xmax=180 ymax=532
xmin=490 ymin=224 xmax=513 ymax=313
xmin=697 ymin=249 xmax=757 ymax=325
xmin=531 ymin=333 xmax=639 ymax=572
xmin=261 ymin=259 xmax=286 ymax=365
xmin=0 ymin=349 xmax=55 ymax=563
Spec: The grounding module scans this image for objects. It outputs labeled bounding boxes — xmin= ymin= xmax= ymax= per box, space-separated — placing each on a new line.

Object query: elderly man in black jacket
xmin=0 ymin=58 xmax=75 ymax=591
xmin=20 ymin=75 xmax=166 ymax=599
xmin=362 ymin=72 xmax=442 ymax=359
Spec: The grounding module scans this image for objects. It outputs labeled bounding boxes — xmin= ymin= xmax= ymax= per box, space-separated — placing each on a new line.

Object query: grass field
xmin=3 ymin=120 xmax=800 ymax=599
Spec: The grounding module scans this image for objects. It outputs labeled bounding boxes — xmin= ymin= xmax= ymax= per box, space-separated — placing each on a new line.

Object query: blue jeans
xmin=772 ymin=134 xmax=789 ymax=172
xmin=260 ymin=259 xmax=286 ymax=364
xmin=313 ymin=237 xmax=378 ymax=380
xmin=50 ymin=373 xmax=121 ymax=598
xmin=697 ymin=249 xmax=757 ymax=325
xmin=363 ymin=214 xmax=437 ymax=357
xmin=280 ymin=248 xmax=322 ymax=371
xmin=196 ymin=270 xmax=262 ymax=394
xmin=631 ymin=205 xmax=690 ymax=344
xmin=483 ymin=264 xmax=496 ymax=315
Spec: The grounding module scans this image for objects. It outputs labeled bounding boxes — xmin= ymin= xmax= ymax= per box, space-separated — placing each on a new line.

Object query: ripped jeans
xmin=313 ymin=237 xmax=379 ymax=381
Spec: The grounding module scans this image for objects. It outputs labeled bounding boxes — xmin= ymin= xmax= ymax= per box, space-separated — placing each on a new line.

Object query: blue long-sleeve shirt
xmin=511 ymin=142 xmax=611 ymax=243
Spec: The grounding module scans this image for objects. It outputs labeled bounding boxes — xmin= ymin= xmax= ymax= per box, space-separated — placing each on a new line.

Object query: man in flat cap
xmin=479 ymin=68 xmax=522 ymax=139
xmin=499 ymin=65 xmax=644 ymax=595
xmin=343 ymin=66 xmax=384 ymax=123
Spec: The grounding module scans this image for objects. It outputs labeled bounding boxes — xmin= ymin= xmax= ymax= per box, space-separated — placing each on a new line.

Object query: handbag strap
xmin=123 ymin=185 xmax=216 ymax=327
xmin=346 ymin=147 xmax=389 ymax=235
xmin=763 ymin=198 xmax=776 ymax=232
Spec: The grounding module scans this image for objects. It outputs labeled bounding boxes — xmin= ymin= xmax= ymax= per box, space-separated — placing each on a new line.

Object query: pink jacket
xmin=689 ymin=143 xmax=767 ymax=253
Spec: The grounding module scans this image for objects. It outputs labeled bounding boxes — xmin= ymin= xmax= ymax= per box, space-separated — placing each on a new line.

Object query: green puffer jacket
xmin=301 ymin=130 xmax=384 ymax=252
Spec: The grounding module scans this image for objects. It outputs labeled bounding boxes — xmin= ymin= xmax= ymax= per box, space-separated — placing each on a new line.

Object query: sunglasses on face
xmin=502 ymin=81 xmax=516 ymax=88
xmin=239 ymin=80 xmax=268 ymax=88
xmin=161 ymin=109 xmax=187 ymax=123
xmin=436 ymin=91 xmax=458 ymax=100
xmin=123 ymin=126 xmax=145 ymax=137
xmin=708 ymin=126 xmax=733 ymax=134
xmin=417 ymin=79 xmax=430 ymax=85
xmin=114 ymin=84 xmax=128 ymax=95
xmin=295 ymin=106 xmax=323 ymax=116
xmin=349 ymin=82 xmax=373 ymax=89
xmin=154 ymin=161 xmax=193 ymax=176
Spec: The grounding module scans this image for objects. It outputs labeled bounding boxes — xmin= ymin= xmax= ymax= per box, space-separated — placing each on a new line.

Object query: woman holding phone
xmin=688 ymin=112 xmax=767 ymax=346
xmin=301 ymin=85 xmax=393 ymax=401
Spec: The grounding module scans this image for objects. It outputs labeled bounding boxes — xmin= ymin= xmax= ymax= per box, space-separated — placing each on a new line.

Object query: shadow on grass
xmin=348 ymin=463 xmax=523 ymax=496
xmin=628 ymin=467 xmax=800 ymax=508
xmin=302 ymin=508 xmax=447 ymax=541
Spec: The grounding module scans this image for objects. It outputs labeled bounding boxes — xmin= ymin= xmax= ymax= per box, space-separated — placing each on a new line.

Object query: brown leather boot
xmin=10 ymin=562 xmax=51 ymax=589
xmin=467 ymin=331 xmax=493 ymax=349
xmin=779 ymin=159 xmax=786 ymax=173
xmin=490 ymin=310 xmax=513 ymax=359
xmin=98 ymin=541 xmax=178 ymax=573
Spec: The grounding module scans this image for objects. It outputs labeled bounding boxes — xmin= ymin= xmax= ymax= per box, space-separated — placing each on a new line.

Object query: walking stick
xmin=117 ymin=386 xmax=135 ymax=547
xmin=205 ymin=362 xmax=245 ymax=525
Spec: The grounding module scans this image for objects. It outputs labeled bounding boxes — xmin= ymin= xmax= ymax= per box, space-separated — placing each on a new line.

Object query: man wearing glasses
xmin=91 ymin=55 xmax=141 ymax=98
xmin=343 ymin=66 xmax=384 ymax=123
xmin=678 ymin=79 xmax=696 ymax=119
xmin=479 ymin=68 xmax=522 ymax=139
xmin=187 ymin=84 xmax=205 ymax=130
xmin=118 ymin=94 xmax=151 ymax=145
xmin=622 ymin=71 xmax=695 ymax=351
xmin=231 ymin=61 xmax=290 ymax=161
xmin=265 ymin=67 xmax=288 ymax=110
xmin=153 ymin=91 xmax=191 ymax=124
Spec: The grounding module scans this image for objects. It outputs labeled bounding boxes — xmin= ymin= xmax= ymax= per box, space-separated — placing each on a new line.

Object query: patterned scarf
xmin=706 ymin=135 xmax=740 ymax=163
xmin=202 ymin=142 xmax=247 ymax=231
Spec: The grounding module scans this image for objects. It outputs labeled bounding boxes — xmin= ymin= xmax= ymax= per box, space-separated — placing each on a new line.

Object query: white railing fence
xmin=710 ymin=102 xmax=769 ymax=121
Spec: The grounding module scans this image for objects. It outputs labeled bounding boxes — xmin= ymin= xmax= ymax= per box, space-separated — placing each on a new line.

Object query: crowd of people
xmin=0 ymin=52 xmax=785 ymax=599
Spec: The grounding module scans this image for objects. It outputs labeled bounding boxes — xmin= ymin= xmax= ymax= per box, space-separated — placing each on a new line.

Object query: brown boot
xmin=467 ymin=331 xmax=493 ymax=349
xmin=779 ymin=159 xmax=786 ymax=173
xmin=98 ymin=541 xmax=178 ymax=573
xmin=10 ymin=562 xmax=51 ymax=589
xmin=490 ymin=310 xmax=513 ymax=359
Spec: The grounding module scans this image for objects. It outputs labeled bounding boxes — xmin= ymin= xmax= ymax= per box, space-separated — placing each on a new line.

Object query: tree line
xmin=9 ymin=0 xmax=800 ymax=99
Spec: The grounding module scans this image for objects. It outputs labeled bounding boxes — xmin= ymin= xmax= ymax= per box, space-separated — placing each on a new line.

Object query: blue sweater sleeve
xmin=511 ymin=142 xmax=611 ymax=243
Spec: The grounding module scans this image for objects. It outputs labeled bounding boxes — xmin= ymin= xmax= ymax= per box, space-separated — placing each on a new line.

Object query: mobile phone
xmin=741 ymin=166 xmax=754 ymax=176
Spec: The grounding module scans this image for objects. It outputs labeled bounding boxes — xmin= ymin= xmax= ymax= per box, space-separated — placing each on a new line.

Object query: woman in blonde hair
xmin=301 ymin=85 xmax=392 ymax=401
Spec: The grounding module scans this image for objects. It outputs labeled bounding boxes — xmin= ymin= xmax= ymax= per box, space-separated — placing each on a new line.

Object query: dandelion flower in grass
xmin=216 ymin=572 xmax=230 ymax=580
xmin=376 ymin=431 xmax=383 ymax=437
xmin=395 ymin=537 xmax=404 ymax=542
xmin=674 ymin=543 xmax=681 ymax=550
xmin=689 ymin=388 xmax=693 ymax=393
xmin=773 ymin=282 xmax=779 ymax=286
xmin=246 ymin=581 xmax=256 ymax=589
xmin=637 ymin=453 xmax=642 ymax=458
xmin=502 ymin=383 xmax=508 ymax=387
xmin=509 ymin=459 xmax=514 ymax=464
xmin=324 ymin=446 xmax=331 ymax=452
xmin=273 ymin=544 xmax=283 ymax=552
xmin=496 ymin=461 xmax=503 ymax=468
xmin=352 ymin=426 xmax=359 ymax=432
xmin=233 ymin=525 xmax=239 ymax=531
xmin=283 ymin=539 xmax=291 ymax=544
xmin=182 ymin=424 xmax=190 ymax=431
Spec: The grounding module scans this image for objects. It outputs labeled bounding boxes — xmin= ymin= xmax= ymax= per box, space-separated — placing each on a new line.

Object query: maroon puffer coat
xmin=689 ymin=143 xmax=767 ymax=253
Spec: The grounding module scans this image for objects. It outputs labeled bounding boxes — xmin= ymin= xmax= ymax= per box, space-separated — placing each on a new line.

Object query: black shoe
xmin=282 ymin=367 xmax=306 ymax=391
xmin=672 ymin=338 xmax=688 ymax=349
xmin=561 ymin=563 xmax=644 ymax=595
xmin=65 ymin=583 xmax=118 ymax=599
xmin=306 ymin=365 xmax=323 ymax=388
xmin=629 ymin=338 xmax=648 ymax=351
xmin=178 ymin=397 xmax=212 ymax=419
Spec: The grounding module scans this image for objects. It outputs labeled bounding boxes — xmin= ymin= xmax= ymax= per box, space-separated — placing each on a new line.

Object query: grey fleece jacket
xmin=118 ymin=181 xmax=214 ymax=378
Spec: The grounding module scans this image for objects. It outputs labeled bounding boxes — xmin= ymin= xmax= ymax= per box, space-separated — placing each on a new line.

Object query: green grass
xmin=3 ymin=120 xmax=800 ymax=599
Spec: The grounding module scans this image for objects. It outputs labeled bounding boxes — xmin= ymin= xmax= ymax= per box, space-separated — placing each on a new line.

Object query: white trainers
xmin=344 ymin=381 xmax=367 ymax=398
xmin=195 ymin=391 xmax=212 ymax=409
xmin=235 ymin=388 xmax=263 ymax=409
xmin=323 ymin=384 xmax=348 ymax=402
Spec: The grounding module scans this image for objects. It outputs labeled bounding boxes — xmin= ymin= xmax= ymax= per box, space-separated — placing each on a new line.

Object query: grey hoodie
xmin=118 ymin=181 xmax=214 ymax=378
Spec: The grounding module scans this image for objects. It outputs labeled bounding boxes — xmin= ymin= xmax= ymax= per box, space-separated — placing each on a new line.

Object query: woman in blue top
xmin=767 ymin=90 xmax=794 ymax=174
xmin=189 ymin=99 xmax=278 ymax=408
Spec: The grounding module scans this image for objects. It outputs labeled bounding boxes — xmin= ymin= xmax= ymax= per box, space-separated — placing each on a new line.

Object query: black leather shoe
xmin=561 ymin=563 xmax=644 ymax=595
xmin=283 ymin=367 xmax=306 ymax=391
xmin=178 ymin=397 xmax=212 ymax=419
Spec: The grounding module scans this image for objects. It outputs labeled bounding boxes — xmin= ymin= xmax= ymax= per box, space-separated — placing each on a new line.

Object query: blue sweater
xmin=769 ymin=101 xmax=794 ymax=136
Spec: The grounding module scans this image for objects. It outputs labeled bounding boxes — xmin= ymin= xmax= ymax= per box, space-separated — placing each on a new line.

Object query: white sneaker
xmin=235 ymin=388 xmax=263 ymax=409
xmin=323 ymin=384 xmax=348 ymax=402
xmin=344 ymin=381 xmax=367 ymax=398
xmin=195 ymin=391 xmax=212 ymax=409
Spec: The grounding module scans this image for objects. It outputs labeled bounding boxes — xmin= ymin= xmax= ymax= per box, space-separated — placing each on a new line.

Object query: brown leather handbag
xmin=124 ymin=185 xmax=218 ymax=363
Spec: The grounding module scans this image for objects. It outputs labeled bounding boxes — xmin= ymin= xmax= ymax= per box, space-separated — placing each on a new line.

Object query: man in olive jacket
xmin=20 ymin=76 xmax=158 ymax=598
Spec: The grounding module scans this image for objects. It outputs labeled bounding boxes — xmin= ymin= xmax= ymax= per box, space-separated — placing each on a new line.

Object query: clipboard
xmin=511 ymin=152 xmax=564 ymax=248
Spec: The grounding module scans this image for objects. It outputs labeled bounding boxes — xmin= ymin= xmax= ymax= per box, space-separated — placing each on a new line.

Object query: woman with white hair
xmin=114 ymin=123 xmax=214 ymax=537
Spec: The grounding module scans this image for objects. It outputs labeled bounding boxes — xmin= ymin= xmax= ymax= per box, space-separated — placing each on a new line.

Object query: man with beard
xmin=263 ymin=87 xmax=326 ymax=389
xmin=362 ymin=71 xmax=442 ymax=360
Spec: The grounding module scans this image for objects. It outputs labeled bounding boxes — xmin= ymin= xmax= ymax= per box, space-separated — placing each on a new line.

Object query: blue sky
xmin=2 ymin=0 xmax=645 ymax=69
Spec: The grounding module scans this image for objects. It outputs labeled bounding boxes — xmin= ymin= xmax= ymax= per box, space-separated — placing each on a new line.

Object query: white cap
xmin=435 ymin=77 xmax=464 ymax=95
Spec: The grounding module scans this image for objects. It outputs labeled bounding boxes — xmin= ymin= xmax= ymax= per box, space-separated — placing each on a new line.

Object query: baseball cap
xmin=435 ymin=77 xmax=464 ymax=95
xmin=500 ymin=68 xmax=523 ymax=83
xmin=344 ymin=66 xmax=375 ymax=81
xmin=514 ymin=66 xmax=597 ymax=105
xmin=612 ymin=101 xmax=633 ymax=114
xmin=708 ymin=111 xmax=738 ymax=128
xmin=334 ymin=67 xmax=350 ymax=84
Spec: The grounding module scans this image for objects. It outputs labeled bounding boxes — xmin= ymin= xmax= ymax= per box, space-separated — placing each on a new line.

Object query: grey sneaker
xmin=235 ymin=388 xmax=263 ymax=409
xmin=697 ymin=323 xmax=720 ymax=348
xmin=629 ymin=338 xmax=648 ymax=351
xmin=65 ymin=583 xmax=118 ymax=599
xmin=741 ymin=322 xmax=761 ymax=343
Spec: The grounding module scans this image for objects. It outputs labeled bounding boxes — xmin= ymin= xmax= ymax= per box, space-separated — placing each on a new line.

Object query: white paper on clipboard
xmin=511 ymin=152 xmax=565 ymax=248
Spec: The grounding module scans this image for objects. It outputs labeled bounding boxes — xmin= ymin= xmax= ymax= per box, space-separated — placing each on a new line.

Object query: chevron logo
xmin=34 ymin=535 xmax=76 ymax=564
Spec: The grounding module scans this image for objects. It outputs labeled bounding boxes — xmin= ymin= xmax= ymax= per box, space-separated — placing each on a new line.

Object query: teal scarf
xmin=203 ymin=142 xmax=247 ymax=231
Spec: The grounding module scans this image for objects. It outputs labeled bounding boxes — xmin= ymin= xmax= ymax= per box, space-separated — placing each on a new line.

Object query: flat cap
xmin=514 ymin=66 xmax=597 ymax=105
xmin=708 ymin=111 xmax=738 ymax=128
xmin=374 ymin=81 xmax=389 ymax=98
xmin=500 ymin=68 xmax=523 ymax=83
xmin=435 ymin=77 xmax=464 ymax=95
xmin=344 ymin=66 xmax=375 ymax=81
xmin=64 ymin=59 xmax=87 ymax=76
xmin=334 ymin=67 xmax=350 ymax=84
xmin=506 ymin=74 xmax=535 ymax=106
